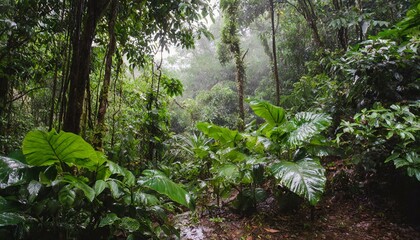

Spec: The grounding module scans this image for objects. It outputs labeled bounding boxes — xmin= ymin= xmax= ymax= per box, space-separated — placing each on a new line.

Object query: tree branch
xmin=173 ymin=99 xmax=185 ymax=109
xmin=242 ymin=48 xmax=249 ymax=61
xmin=6 ymin=87 xmax=46 ymax=104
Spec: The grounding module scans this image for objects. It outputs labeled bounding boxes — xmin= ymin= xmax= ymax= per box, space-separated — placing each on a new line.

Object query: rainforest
xmin=0 ymin=0 xmax=419 ymax=239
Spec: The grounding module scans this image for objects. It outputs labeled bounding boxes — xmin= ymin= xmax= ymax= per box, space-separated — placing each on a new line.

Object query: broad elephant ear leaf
xmin=270 ymin=158 xmax=326 ymax=205
xmin=22 ymin=129 xmax=104 ymax=171
xmin=249 ymin=100 xmax=286 ymax=126
xmin=139 ymin=170 xmax=194 ymax=209
xmin=0 ymin=156 xmax=27 ymax=188
xmin=286 ymin=112 xmax=331 ymax=147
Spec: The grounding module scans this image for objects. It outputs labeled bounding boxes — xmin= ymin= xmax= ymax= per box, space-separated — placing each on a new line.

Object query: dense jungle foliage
xmin=0 ymin=0 xmax=419 ymax=239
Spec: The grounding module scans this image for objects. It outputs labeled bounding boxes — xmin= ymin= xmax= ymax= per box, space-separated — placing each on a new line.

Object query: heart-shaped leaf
xmin=23 ymin=130 xmax=104 ymax=171
xmin=270 ymin=158 xmax=326 ymax=205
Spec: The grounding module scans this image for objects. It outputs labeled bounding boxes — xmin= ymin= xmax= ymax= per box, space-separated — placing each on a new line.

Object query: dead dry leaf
xmin=264 ymin=228 xmax=280 ymax=233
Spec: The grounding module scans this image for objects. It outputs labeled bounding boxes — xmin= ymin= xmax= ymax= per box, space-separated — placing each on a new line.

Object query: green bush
xmin=337 ymin=102 xmax=420 ymax=181
xmin=0 ymin=129 xmax=193 ymax=239
xmin=173 ymin=100 xmax=332 ymax=213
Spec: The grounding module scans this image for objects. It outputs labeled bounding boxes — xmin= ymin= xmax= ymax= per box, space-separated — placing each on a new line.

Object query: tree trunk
xmin=309 ymin=19 xmax=323 ymax=47
xmin=63 ymin=0 xmax=110 ymax=134
xmin=333 ymin=0 xmax=348 ymax=50
xmin=57 ymin=30 xmax=72 ymax=131
xmin=93 ymin=0 xmax=118 ymax=150
xmin=219 ymin=0 xmax=246 ymax=131
xmin=298 ymin=0 xmax=323 ymax=47
xmin=62 ymin=0 xmax=83 ymax=133
xmin=356 ymin=0 xmax=364 ymax=42
xmin=234 ymin=45 xmax=246 ymax=131
xmin=110 ymin=58 xmax=123 ymax=150
xmin=270 ymin=0 xmax=281 ymax=106
xmin=260 ymin=35 xmax=273 ymax=63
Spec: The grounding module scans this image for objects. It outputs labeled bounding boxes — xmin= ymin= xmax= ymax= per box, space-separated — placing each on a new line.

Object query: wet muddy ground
xmin=176 ymin=164 xmax=420 ymax=240
xmin=178 ymin=194 xmax=420 ymax=240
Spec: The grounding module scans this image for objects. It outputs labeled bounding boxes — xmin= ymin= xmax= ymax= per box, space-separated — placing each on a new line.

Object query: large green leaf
xmin=197 ymin=122 xmax=242 ymax=146
xmin=99 ymin=213 xmax=119 ymax=227
xmin=249 ymin=100 xmax=286 ymax=126
xmin=270 ymin=158 xmax=326 ymax=205
xmin=94 ymin=180 xmax=107 ymax=196
xmin=119 ymin=217 xmax=140 ymax=232
xmin=107 ymin=160 xmax=136 ymax=187
xmin=22 ymin=129 xmax=103 ymax=170
xmin=107 ymin=179 xmax=124 ymax=199
xmin=217 ymin=147 xmax=246 ymax=162
xmin=0 ymin=156 xmax=27 ymax=188
xmin=286 ymin=112 xmax=331 ymax=147
xmin=107 ymin=160 xmax=125 ymax=175
xmin=139 ymin=170 xmax=193 ymax=209
xmin=243 ymin=134 xmax=271 ymax=153
xmin=123 ymin=169 xmax=136 ymax=187
xmin=0 ymin=212 xmax=28 ymax=226
xmin=133 ymin=192 xmax=160 ymax=206
xmin=27 ymin=180 xmax=42 ymax=202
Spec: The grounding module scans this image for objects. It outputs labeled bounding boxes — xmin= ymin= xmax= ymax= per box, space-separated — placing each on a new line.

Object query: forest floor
xmin=176 ymin=162 xmax=420 ymax=240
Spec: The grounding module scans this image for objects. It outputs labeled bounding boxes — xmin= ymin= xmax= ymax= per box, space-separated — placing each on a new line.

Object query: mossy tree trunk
xmin=219 ymin=0 xmax=246 ymax=131
xmin=63 ymin=0 xmax=110 ymax=134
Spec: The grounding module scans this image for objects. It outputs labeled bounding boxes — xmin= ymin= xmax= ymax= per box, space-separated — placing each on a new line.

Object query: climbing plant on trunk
xmin=218 ymin=0 xmax=247 ymax=131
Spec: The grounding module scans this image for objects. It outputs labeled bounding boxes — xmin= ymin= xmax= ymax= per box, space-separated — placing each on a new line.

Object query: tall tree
xmin=296 ymin=0 xmax=323 ymax=47
xmin=218 ymin=0 xmax=247 ymax=131
xmin=63 ymin=0 xmax=111 ymax=134
xmin=93 ymin=0 xmax=118 ymax=150
xmin=238 ymin=0 xmax=283 ymax=105
xmin=62 ymin=0 xmax=211 ymax=134
xmin=332 ymin=0 xmax=348 ymax=49
xmin=269 ymin=0 xmax=281 ymax=105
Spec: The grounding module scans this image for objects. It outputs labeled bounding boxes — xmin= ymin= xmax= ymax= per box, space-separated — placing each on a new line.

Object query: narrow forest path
xmin=179 ymin=195 xmax=419 ymax=239
xmin=176 ymin=166 xmax=420 ymax=240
